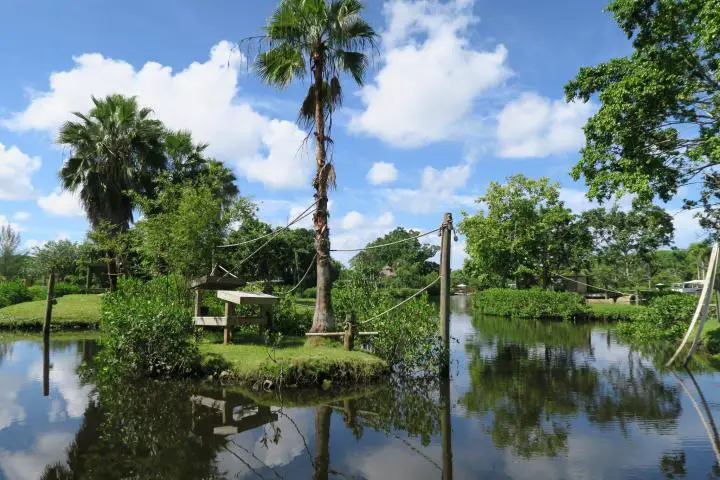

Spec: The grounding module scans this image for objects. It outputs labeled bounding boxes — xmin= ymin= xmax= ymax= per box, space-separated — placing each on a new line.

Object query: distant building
xmin=379 ymin=265 xmax=396 ymax=278
xmin=560 ymin=274 xmax=588 ymax=294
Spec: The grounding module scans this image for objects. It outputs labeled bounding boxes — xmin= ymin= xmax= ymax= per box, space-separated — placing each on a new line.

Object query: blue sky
xmin=0 ymin=0 xmax=705 ymax=268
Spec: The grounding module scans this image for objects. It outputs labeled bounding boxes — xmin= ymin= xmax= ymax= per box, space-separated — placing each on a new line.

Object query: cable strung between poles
xmin=331 ymin=228 xmax=441 ymax=253
xmin=216 ymin=200 xmax=318 ymax=249
xmin=358 ymin=276 xmax=440 ymax=325
xmin=284 ymin=253 xmax=317 ymax=295
xmin=551 ymin=271 xmax=629 ymax=297
xmin=234 ymin=209 xmax=315 ymax=268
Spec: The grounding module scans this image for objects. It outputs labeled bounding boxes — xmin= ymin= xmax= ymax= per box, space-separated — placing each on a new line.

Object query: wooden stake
xmin=440 ymin=378 xmax=453 ymax=480
xmin=43 ymin=271 xmax=55 ymax=337
xmin=224 ymin=302 xmax=234 ymax=345
xmin=194 ymin=289 xmax=203 ymax=317
xmin=439 ymin=213 xmax=452 ymax=378
xmin=344 ymin=313 xmax=356 ymax=351
xmin=43 ymin=271 xmax=55 ymax=397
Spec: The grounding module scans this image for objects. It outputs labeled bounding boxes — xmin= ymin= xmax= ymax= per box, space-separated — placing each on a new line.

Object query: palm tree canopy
xmin=58 ymin=94 xmax=166 ymax=231
xmin=162 ymin=129 xmax=239 ymax=206
xmin=255 ymin=0 xmax=378 ymax=129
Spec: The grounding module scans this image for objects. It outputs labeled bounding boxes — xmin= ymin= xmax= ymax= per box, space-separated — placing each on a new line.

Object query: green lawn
xmin=0 ymin=294 xmax=102 ymax=330
xmin=200 ymin=336 xmax=388 ymax=387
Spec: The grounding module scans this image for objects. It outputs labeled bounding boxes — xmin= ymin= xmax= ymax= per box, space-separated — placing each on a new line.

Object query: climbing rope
xmin=358 ymin=276 xmax=440 ymax=325
xmin=330 ymin=228 xmax=441 ymax=253
xmin=551 ymin=271 xmax=630 ymax=297
xmin=217 ymin=200 xmax=318 ymax=249
xmin=233 ymin=209 xmax=315 ymax=269
xmin=284 ymin=253 xmax=317 ymax=295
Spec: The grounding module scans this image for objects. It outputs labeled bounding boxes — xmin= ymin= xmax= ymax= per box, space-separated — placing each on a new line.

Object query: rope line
xmin=551 ymin=271 xmax=630 ymax=297
xmin=285 ymin=253 xmax=317 ymax=295
xmin=217 ymin=200 xmax=317 ymax=249
xmin=331 ymin=228 xmax=440 ymax=253
xmin=359 ymin=276 xmax=440 ymax=325
xmin=235 ymin=209 xmax=315 ymax=268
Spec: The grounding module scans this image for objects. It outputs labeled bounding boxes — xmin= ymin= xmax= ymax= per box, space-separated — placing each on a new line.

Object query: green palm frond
xmin=56 ymin=94 xmax=165 ymax=230
xmin=335 ymin=50 xmax=368 ymax=85
xmin=255 ymin=44 xmax=306 ymax=87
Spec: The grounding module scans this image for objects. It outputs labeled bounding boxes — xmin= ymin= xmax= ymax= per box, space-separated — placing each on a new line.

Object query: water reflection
xmin=3 ymin=307 xmax=720 ymax=478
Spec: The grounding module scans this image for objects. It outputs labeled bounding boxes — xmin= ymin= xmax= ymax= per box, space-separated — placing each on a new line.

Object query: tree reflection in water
xmin=462 ymin=315 xmax=682 ymax=458
xmin=20 ymin=318 xmax=720 ymax=479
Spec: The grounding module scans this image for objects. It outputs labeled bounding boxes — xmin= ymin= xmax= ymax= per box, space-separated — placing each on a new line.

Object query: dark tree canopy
xmin=58 ymin=94 xmax=166 ymax=232
xmin=581 ymin=204 xmax=674 ymax=288
xmin=565 ymin=0 xmax=720 ymax=230
xmin=350 ymin=227 xmax=439 ymax=287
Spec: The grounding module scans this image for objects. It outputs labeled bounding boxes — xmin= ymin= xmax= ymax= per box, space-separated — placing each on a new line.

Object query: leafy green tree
xmin=350 ymin=228 xmax=439 ymax=288
xmin=0 ymin=224 xmax=23 ymax=279
xmin=460 ymin=175 xmax=591 ymax=289
xmin=254 ymin=0 xmax=378 ymax=332
xmin=136 ymin=182 xmax=254 ymax=279
xmin=565 ymin=0 xmax=720 ymax=229
xmin=31 ymin=240 xmax=80 ymax=280
xmin=58 ymin=94 xmax=166 ymax=289
xmin=582 ymin=204 xmax=674 ymax=289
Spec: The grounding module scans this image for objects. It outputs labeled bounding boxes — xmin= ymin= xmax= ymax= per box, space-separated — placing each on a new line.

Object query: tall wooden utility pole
xmin=439 ymin=212 xmax=453 ymax=378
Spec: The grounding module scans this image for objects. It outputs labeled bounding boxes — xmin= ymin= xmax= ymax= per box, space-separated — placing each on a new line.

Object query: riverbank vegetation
xmin=472 ymin=288 xmax=589 ymax=320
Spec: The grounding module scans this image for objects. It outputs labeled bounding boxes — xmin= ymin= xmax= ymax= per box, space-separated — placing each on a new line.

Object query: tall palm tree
xmin=255 ymin=0 xmax=378 ymax=332
xmin=58 ymin=94 xmax=166 ymax=288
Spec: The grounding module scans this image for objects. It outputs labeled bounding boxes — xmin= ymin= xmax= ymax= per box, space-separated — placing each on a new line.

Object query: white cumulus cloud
xmin=0 ymin=143 xmax=41 ymax=200
xmin=4 ymin=41 xmax=309 ymax=189
xmin=350 ymin=0 xmax=511 ymax=147
xmin=12 ymin=212 xmax=30 ymax=221
xmin=37 ymin=190 xmax=84 ymax=217
xmin=367 ymin=162 xmax=399 ymax=185
xmin=497 ymin=92 xmax=593 ymax=158
xmin=384 ymin=163 xmax=475 ymax=214
xmin=341 ymin=211 xmax=365 ymax=230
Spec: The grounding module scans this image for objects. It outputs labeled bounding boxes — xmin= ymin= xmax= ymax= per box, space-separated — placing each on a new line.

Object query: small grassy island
xmin=200 ymin=337 xmax=389 ymax=388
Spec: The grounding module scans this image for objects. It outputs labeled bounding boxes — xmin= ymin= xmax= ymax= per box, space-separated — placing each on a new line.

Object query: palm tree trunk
xmin=310 ymin=53 xmax=335 ymax=333
xmin=313 ymin=406 xmax=331 ymax=480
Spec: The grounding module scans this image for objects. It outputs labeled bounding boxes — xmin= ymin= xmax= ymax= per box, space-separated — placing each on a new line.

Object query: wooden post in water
xmin=439 ymin=213 xmax=453 ymax=378
xmin=43 ymin=271 xmax=55 ymax=397
xmin=440 ymin=377 xmax=454 ymax=480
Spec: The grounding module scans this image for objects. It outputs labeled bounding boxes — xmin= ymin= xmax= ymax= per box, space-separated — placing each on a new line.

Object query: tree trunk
xmin=107 ymin=259 xmax=117 ymax=292
xmin=313 ymin=406 xmax=331 ymax=480
xmin=310 ymin=52 xmax=335 ymax=333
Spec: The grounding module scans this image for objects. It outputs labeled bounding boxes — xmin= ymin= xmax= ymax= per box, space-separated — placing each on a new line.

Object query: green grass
xmin=199 ymin=335 xmax=388 ymax=388
xmin=587 ymin=302 xmax=644 ymax=321
xmin=0 ymin=294 xmax=102 ymax=330
xmin=0 ymin=330 xmax=102 ymax=342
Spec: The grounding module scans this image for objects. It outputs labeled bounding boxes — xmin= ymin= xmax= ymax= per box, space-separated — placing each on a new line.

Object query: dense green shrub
xmin=272 ymin=295 xmax=313 ymax=336
xmin=472 ymin=288 xmax=589 ymax=320
xmin=333 ymin=272 xmax=441 ymax=374
xmin=0 ymin=281 xmax=32 ymax=308
xmin=302 ymin=287 xmax=317 ymax=298
xmin=615 ymin=294 xmax=697 ymax=343
xmin=99 ymin=277 xmax=199 ymax=377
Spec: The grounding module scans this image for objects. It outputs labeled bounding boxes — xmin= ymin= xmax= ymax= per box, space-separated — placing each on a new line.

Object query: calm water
xmin=2 ymin=297 xmax=720 ymax=479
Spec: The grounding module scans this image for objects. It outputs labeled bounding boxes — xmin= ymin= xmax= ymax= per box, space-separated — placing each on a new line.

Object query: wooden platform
xmin=193 ymin=316 xmax=262 ymax=327
xmin=191 ymin=289 xmax=279 ymax=344
xmin=216 ymin=290 xmax=278 ymax=305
